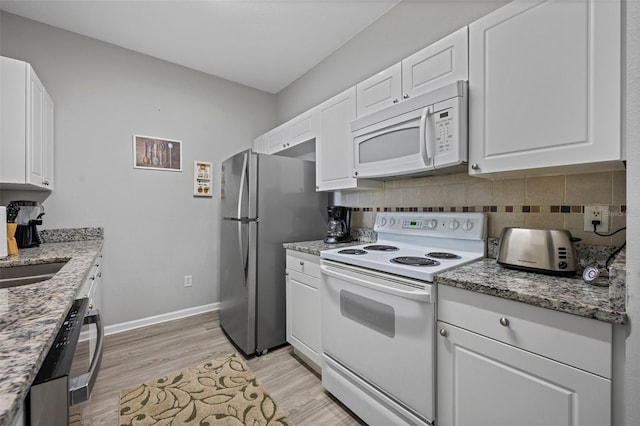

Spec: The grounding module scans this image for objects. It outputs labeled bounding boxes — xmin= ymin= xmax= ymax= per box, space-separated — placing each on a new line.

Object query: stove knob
xmin=389 ymin=218 xmax=396 ymax=226
xmin=427 ymin=219 xmax=438 ymax=229
xmin=462 ymin=219 xmax=473 ymax=231
xmin=448 ymin=219 xmax=460 ymax=230
xmin=380 ymin=218 xmax=387 ymax=227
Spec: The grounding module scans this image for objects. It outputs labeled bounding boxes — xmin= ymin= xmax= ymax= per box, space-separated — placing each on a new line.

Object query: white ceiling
xmin=0 ymin=0 xmax=400 ymax=93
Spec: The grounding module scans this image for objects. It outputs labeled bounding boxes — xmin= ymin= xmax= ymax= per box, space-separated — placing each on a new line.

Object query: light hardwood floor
xmin=74 ymin=311 xmax=365 ymax=425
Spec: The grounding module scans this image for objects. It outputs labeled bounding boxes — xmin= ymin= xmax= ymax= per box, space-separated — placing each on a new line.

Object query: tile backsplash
xmin=345 ymin=171 xmax=626 ymax=246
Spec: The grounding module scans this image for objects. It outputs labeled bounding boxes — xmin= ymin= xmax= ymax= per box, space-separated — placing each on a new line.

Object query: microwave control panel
xmin=434 ymin=108 xmax=454 ymax=153
xmin=432 ymin=95 xmax=466 ymax=167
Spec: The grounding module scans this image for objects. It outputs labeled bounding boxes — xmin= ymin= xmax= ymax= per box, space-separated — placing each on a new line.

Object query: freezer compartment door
xmin=221 ymin=149 xmax=257 ymax=219
xmin=219 ymin=218 xmax=257 ymax=354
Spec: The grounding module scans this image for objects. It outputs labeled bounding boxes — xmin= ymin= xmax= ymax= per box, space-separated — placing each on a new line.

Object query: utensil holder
xmin=6 ymin=223 xmax=18 ymax=255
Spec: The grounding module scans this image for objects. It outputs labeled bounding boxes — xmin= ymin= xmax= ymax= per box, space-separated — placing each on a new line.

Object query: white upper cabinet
xmin=253 ymin=134 xmax=266 ymax=154
xmin=316 ymin=87 xmax=382 ymax=192
xmin=402 ymin=26 xmax=469 ymax=99
xmin=288 ymin=108 xmax=317 ymax=146
xmin=356 ymin=62 xmax=402 ymax=118
xmin=356 ymin=27 xmax=468 ymax=118
xmin=263 ymin=108 xmax=319 ymax=155
xmin=1 ymin=56 xmax=54 ymax=191
xmin=468 ymin=0 xmax=622 ymax=178
xmin=265 ymin=124 xmax=288 ymax=154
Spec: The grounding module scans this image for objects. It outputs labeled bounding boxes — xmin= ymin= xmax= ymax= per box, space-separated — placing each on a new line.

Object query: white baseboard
xmin=100 ymin=303 xmax=219 ymax=338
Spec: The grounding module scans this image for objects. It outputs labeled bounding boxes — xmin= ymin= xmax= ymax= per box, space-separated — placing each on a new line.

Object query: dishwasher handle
xmin=69 ymin=308 xmax=104 ymax=405
xmin=321 ymin=262 xmax=432 ymax=303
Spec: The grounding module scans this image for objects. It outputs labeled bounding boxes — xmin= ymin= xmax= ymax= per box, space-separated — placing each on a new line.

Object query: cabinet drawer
xmin=438 ymin=285 xmax=612 ymax=378
xmin=286 ymin=250 xmax=320 ymax=278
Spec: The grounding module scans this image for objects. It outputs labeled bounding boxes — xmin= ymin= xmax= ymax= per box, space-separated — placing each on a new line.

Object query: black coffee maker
xmin=324 ymin=206 xmax=352 ymax=244
xmin=9 ymin=201 xmax=44 ymax=248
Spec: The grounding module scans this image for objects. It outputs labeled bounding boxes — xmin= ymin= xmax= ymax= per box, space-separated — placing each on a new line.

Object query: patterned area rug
xmin=119 ymin=353 xmax=292 ymax=425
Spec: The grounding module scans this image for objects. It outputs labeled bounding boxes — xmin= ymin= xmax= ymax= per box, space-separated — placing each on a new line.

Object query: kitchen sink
xmin=0 ymin=262 xmax=67 ymax=289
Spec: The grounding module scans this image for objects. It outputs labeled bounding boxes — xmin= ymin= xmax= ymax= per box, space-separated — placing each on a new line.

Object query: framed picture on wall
xmin=133 ymin=135 xmax=182 ymax=171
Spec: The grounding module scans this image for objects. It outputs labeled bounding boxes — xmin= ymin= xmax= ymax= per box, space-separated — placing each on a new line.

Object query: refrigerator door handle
xmin=238 ymin=222 xmax=249 ymax=280
xmin=237 ymin=152 xmax=248 ymax=219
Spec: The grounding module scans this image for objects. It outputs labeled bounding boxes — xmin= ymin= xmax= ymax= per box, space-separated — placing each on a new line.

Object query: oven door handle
xmin=69 ymin=308 xmax=104 ymax=405
xmin=321 ymin=263 xmax=432 ymax=303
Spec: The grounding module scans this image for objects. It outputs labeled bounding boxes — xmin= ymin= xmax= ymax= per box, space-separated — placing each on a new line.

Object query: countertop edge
xmin=285 ymin=240 xmax=626 ymax=325
xmin=0 ymin=240 xmax=104 ymax=426
xmin=435 ymin=259 xmax=626 ymax=325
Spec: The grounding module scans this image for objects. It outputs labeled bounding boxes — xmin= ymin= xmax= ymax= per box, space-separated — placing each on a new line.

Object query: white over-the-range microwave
xmin=351 ymin=80 xmax=467 ymax=179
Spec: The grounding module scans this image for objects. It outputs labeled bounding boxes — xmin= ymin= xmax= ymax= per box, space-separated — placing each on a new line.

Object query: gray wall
xmin=276 ymin=0 xmax=508 ymax=122
xmin=0 ymin=12 xmax=277 ymax=326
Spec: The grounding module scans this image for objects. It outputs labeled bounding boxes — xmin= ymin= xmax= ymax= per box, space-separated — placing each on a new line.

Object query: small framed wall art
xmin=193 ymin=161 xmax=212 ymax=197
xmin=133 ymin=135 xmax=182 ymax=171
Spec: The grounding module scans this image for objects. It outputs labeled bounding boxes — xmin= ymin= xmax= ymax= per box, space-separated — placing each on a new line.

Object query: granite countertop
xmin=0 ymin=239 xmax=103 ymax=426
xmin=436 ymin=258 xmax=626 ymax=325
xmin=285 ymin=239 xmax=626 ymax=325
xmin=283 ymin=239 xmax=364 ymax=256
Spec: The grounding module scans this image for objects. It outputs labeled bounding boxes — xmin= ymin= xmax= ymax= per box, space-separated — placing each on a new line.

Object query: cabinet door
xmin=253 ymin=135 xmax=266 ymax=154
xmin=265 ymin=124 xmax=289 ymax=154
xmin=402 ymin=26 xmax=468 ymax=99
xmin=437 ymin=321 xmax=611 ymax=426
xmin=286 ymin=269 xmax=321 ymax=366
xmin=42 ymin=90 xmax=54 ymax=189
xmin=468 ymin=0 xmax=621 ymax=177
xmin=28 ymin=70 xmax=45 ymax=187
xmin=316 ymin=87 xmax=358 ymax=191
xmin=1 ymin=57 xmax=28 ymax=185
xmin=356 ymin=62 xmax=402 ymax=118
xmin=288 ymin=109 xmax=318 ymax=146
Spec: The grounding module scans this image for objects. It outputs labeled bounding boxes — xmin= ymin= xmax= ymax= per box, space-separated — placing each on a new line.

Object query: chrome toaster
xmin=497 ymin=228 xmax=577 ymax=275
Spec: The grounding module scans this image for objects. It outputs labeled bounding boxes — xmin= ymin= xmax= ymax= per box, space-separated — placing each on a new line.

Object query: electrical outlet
xmin=583 ymin=205 xmax=610 ymax=233
xmin=184 ymin=275 xmax=192 ymax=287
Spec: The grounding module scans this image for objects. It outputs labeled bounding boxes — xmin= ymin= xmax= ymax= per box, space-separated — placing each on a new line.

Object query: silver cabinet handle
xmin=499 ymin=317 xmax=510 ymax=327
xmin=393 ymin=98 xmax=399 ymax=103
xmin=403 ymin=93 xmax=409 ymax=99
xmin=299 ymin=261 xmax=304 ymax=266
xmin=439 ymin=328 xmax=448 ymax=337
xmin=88 ymin=303 xmax=93 ymax=310
xmin=471 ymin=163 xmax=480 ymax=170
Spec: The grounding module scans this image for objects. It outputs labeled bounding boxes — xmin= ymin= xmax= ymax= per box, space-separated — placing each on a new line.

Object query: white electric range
xmin=322 ymin=211 xmax=487 ymax=280
xmin=319 ymin=212 xmax=487 ymax=426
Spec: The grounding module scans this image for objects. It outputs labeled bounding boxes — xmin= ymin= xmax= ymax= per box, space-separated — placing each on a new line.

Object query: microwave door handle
xmin=420 ymin=105 xmax=434 ymax=163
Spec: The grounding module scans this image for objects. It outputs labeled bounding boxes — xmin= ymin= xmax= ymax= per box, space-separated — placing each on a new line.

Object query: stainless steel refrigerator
xmin=219 ymin=149 xmax=327 ymax=356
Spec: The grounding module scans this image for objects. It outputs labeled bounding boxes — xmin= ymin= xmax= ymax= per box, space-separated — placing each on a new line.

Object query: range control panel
xmin=374 ymin=212 xmax=486 ymax=240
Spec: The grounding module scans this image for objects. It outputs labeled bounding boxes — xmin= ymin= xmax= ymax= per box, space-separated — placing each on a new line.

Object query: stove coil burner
xmin=390 ymin=256 xmax=441 ymax=267
xmin=338 ymin=249 xmax=368 ymax=255
xmin=426 ymin=252 xmax=462 ymax=260
xmin=363 ymin=245 xmax=399 ymax=252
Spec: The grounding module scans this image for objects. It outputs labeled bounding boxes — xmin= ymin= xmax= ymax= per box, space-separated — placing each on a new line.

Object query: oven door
xmin=320 ymin=260 xmax=435 ymax=425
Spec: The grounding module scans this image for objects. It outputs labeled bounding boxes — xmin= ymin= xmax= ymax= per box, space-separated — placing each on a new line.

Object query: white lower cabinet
xmin=285 ymin=250 xmax=322 ymax=370
xmin=437 ymin=285 xmax=612 ymax=426
xmin=77 ymin=251 xmax=103 ymax=362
